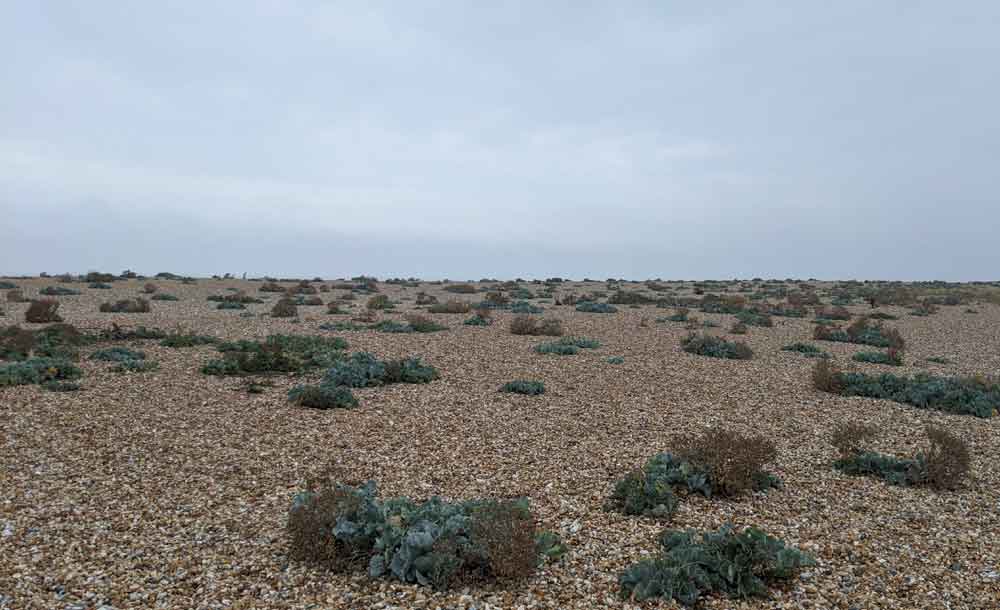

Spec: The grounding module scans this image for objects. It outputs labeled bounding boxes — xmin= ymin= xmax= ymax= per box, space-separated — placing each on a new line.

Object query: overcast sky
xmin=2 ymin=2 xmax=998 ymax=280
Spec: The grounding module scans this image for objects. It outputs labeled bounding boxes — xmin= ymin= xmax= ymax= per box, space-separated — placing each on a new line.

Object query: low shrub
xmin=326 ymin=302 xmax=347 ymax=314
xmin=671 ymin=429 xmax=781 ymax=498
xmin=323 ymin=352 xmax=438 ymax=387
xmin=812 ymin=361 xmax=998 ymax=417
xmin=0 ymin=281 xmax=16 ymax=289
xmin=288 ymin=383 xmax=359 ymax=409
xmin=558 ymin=336 xmax=600 ymax=349
xmin=366 ymin=294 xmax=392 ymax=311
xmin=463 ymin=313 xmax=492 ymax=326
xmin=271 ymin=298 xmax=298 ymax=318
xmin=217 ymin=301 xmax=246 ymax=310
xmin=6 ymin=289 xmax=27 ymax=303
xmin=510 ymin=301 xmax=543 ymax=314
xmin=575 ymin=301 xmax=618 ymax=313
xmin=151 ymin=293 xmax=179 ymax=301
xmin=534 ymin=342 xmax=578 ymax=355
xmin=729 ymin=321 xmax=748 ymax=334
xmin=208 ymin=292 xmax=262 ymax=304
xmin=288 ymin=479 xmax=563 ymax=588
xmin=404 ymin=313 xmax=447 ymax=333
xmin=1 ymin=323 xmax=84 ymax=361
xmin=0 ymin=357 xmax=82 ymax=386
xmin=96 ymin=324 xmax=166 ymax=341
xmin=681 ymin=333 xmax=752 ymax=360
xmin=428 ymin=300 xmax=471 ymax=314
xmin=814 ymin=305 xmax=851 ymax=321
xmin=99 ymin=298 xmax=151 ymax=313
xmin=40 ymin=286 xmax=80 ymax=296
xmin=925 ymin=356 xmax=951 ymax=364
xmin=160 ymin=333 xmax=217 ymax=348
xmin=43 ymin=380 xmax=81 ymax=392
xmin=832 ymin=424 xmax=970 ymax=490
xmin=203 ymin=335 xmax=348 ymax=375
xmin=607 ymin=356 xmax=625 ymax=364
xmin=370 ymin=320 xmax=413 ymax=333
xmin=88 ymin=282 xmax=113 ymax=289
xmin=868 ymin=311 xmax=898 ymax=320
xmin=619 ymin=525 xmax=814 ymax=604
xmin=25 ymin=300 xmax=63 ymax=323
xmin=142 ymin=283 xmax=159 ymax=294
xmin=510 ymin=315 xmax=562 ymax=336
xmin=500 ymin=380 xmax=545 ymax=395
xmin=259 ymin=281 xmax=286 ymax=292
xmin=735 ymin=310 xmax=773 ymax=327
xmin=852 ymin=350 xmax=903 ymax=366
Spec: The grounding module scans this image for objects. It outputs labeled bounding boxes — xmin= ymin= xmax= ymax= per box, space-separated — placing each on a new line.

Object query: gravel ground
xmin=2 ymin=279 xmax=999 ymax=610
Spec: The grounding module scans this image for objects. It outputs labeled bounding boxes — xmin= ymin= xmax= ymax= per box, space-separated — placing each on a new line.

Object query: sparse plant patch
xmin=500 ymin=380 xmax=545 ymax=395
xmin=925 ymin=356 xmax=951 ymax=364
xmin=832 ymin=424 xmax=970 ymax=490
xmin=575 ymin=301 xmax=618 ymax=313
xmin=112 ymin=359 xmax=159 ymax=373
xmin=99 ymin=298 xmax=151 ymax=313
xmin=7 ymin=289 xmax=27 ymax=303
xmin=202 ymin=335 xmax=348 ymax=376
xmin=90 ymin=347 xmax=145 ymax=362
xmin=510 ymin=315 xmax=562 ymax=336
xmin=735 ymin=310 xmax=773 ymax=327
xmin=534 ymin=341 xmax=578 ymax=355
xmin=403 ymin=313 xmax=447 ymax=333
xmin=288 ymin=383 xmax=358 ymax=409
xmin=606 ymin=356 xmax=625 ymax=364
xmin=730 ymin=321 xmax=748 ymax=334
xmin=217 ymin=301 xmax=246 ymax=310
xmin=40 ymin=286 xmax=80 ymax=296
xmin=271 ymin=298 xmax=298 ymax=318
xmin=681 ymin=333 xmax=752 ymax=360
xmin=463 ymin=312 xmax=492 ymax=326
xmin=152 ymin=293 xmax=179 ymax=301
xmin=160 ymin=332 xmax=217 ymax=348
xmin=88 ymin=282 xmax=113 ymax=289
xmin=26 ymin=300 xmax=63 ymax=323
xmin=852 ymin=350 xmax=903 ymax=366
xmin=428 ymin=300 xmax=471 ymax=314
xmin=0 ymin=357 xmax=82 ymax=387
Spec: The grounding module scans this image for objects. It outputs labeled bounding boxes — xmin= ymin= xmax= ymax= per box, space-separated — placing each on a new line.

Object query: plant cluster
xmin=509 ymin=315 xmax=562 ymax=336
xmin=619 ymin=525 xmax=815 ymax=605
xmin=99 ymin=298 xmax=151 ymax=313
xmin=831 ymin=423 xmax=970 ymax=490
xmin=813 ymin=316 xmax=904 ymax=350
xmin=500 ymin=380 xmax=545 ymax=395
xmin=25 ymin=299 xmax=63 ymax=323
xmin=287 ymin=479 xmax=564 ymax=589
xmin=681 ymin=333 xmax=752 ymax=360
xmin=575 ymin=301 xmax=618 ymax=313
xmin=428 ymin=300 xmax=471 ymax=314
xmin=812 ymin=360 xmax=998 ymax=417
xmin=852 ymin=350 xmax=903 ymax=366
xmin=0 ymin=357 xmax=82 ymax=387
xmin=40 ymin=286 xmax=81 ymax=296
xmin=202 ymin=335 xmax=348 ymax=376
xmin=781 ymin=343 xmax=828 ymax=358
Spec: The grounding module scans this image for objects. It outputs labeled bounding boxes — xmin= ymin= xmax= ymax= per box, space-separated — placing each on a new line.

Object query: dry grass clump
xmin=830 ymin=422 xmax=879 ymax=460
xmin=444 ymin=283 xmax=477 ymax=294
xmin=271 ymin=298 xmax=298 ymax=318
xmin=509 ymin=315 xmax=563 ymax=336
xmin=671 ymin=428 xmax=778 ymax=497
xmin=287 ymin=475 xmax=366 ymax=570
xmin=811 ymin=359 xmax=844 ymax=393
xmin=469 ymin=500 xmax=538 ymax=579
xmin=415 ymin=292 xmax=438 ymax=305
xmin=924 ymin=426 xmax=971 ymax=490
xmin=7 ymin=288 xmax=27 ymax=303
xmin=366 ymin=294 xmax=391 ymax=310
xmin=259 ymin=281 xmax=286 ymax=292
xmin=25 ymin=299 xmax=63 ymax=323
xmin=142 ymin=283 xmax=159 ymax=294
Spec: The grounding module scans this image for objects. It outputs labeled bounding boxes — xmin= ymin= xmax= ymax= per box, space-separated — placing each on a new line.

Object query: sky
xmin=2 ymin=1 xmax=998 ymax=280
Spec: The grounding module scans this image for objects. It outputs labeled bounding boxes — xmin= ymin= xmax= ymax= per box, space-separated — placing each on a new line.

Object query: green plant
xmin=500 ymin=380 xmax=545 ymax=395
xmin=510 ymin=301 xmax=543 ymax=314
xmin=88 ymin=282 xmax=113 ymax=289
xmin=287 ymin=479 xmax=559 ymax=589
xmin=925 ymin=356 xmax=951 ymax=364
xmin=607 ymin=356 xmax=625 ymax=364
xmin=366 ymin=294 xmax=392 ymax=311
xmin=216 ymin=301 xmax=246 ymax=310
xmin=0 ymin=281 xmax=16 ymax=289
xmin=203 ymin=335 xmax=348 ymax=376
xmin=42 ymin=380 xmax=81 ymax=392
xmin=443 ymin=283 xmax=477 ymax=294
xmin=90 ymin=347 xmax=145 ymax=362
xmin=151 ymin=293 xmax=179 ymax=301
xmin=670 ymin=429 xmax=781 ymax=498
xmin=534 ymin=341 xmax=578 ymax=355
xmin=558 ymin=336 xmax=600 ymax=349
xmin=0 ymin=357 xmax=82 ymax=387
xmin=619 ymin=525 xmax=815 ymax=604
xmin=463 ymin=313 xmax=492 ymax=326
xmin=735 ymin=310 xmax=772 ymax=327
xmin=575 ymin=301 xmax=618 ymax=313
xmin=288 ymin=383 xmax=359 ymax=409
xmin=404 ymin=313 xmax=446 ymax=333
xmin=852 ymin=350 xmax=903 ymax=366
xmin=160 ymin=333 xmax=217 ymax=348
xmin=814 ymin=361 xmax=998 ymax=417
xmin=40 ymin=286 xmax=80 ymax=296
xmin=25 ymin=300 xmax=63 ymax=323
xmin=681 ymin=333 xmax=752 ymax=360
xmin=428 ymin=300 xmax=471 ymax=314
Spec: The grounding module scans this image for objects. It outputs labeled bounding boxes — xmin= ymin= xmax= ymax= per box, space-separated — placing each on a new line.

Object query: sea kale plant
xmin=287 ymin=478 xmax=565 ymax=590
xmin=681 ymin=333 xmax=752 ymax=360
xmin=619 ymin=525 xmax=815 ymax=605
